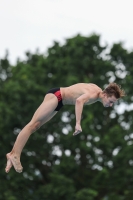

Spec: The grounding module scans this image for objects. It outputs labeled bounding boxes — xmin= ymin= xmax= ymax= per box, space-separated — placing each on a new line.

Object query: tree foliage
xmin=0 ymin=34 xmax=133 ymax=199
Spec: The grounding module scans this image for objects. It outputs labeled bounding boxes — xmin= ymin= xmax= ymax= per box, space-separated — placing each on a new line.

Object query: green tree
xmin=0 ymin=34 xmax=133 ymax=200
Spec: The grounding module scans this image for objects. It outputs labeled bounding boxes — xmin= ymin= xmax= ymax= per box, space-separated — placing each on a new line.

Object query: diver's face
xmin=102 ymin=94 xmax=117 ymax=107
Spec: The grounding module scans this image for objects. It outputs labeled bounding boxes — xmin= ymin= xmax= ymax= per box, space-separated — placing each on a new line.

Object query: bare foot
xmin=5 ymin=153 xmax=23 ymax=173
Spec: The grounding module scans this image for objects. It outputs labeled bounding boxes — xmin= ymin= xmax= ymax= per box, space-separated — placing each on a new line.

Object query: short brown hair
xmin=103 ymin=83 xmax=125 ymax=99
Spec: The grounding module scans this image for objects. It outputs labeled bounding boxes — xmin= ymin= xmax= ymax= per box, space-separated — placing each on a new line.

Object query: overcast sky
xmin=0 ymin=0 xmax=133 ymax=64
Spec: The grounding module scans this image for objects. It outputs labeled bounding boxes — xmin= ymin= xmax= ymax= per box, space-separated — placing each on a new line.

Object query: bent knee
xmin=28 ymin=121 xmax=42 ymax=133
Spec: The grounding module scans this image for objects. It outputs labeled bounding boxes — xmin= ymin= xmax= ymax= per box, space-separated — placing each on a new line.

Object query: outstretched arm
xmin=73 ymin=93 xmax=90 ymax=136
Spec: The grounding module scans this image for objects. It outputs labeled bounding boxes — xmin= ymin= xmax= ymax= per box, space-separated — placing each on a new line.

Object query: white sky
xmin=0 ymin=0 xmax=133 ymax=64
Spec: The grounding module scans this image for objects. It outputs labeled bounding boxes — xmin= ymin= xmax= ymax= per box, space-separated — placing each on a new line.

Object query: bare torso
xmin=60 ymin=83 xmax=102 ymax=105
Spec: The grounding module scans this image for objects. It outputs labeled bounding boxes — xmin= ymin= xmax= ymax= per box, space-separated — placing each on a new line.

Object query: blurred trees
xmin=0 ymin=34 xmax=133 ymax=200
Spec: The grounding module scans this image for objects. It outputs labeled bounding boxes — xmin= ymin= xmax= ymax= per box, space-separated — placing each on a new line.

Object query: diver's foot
xmin=5 ymin=153 xmax=23 ymax=173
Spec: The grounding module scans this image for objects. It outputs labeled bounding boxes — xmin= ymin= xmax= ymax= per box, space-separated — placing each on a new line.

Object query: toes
xmin=16 ymin=167 xmax=23 ymax=173
xmin=5 ymin=158 xmax=13 ymax=173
